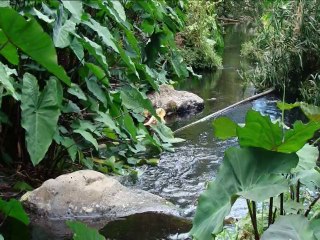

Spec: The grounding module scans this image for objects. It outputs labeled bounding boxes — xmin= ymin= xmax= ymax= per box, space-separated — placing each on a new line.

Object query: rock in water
xmin=21 ymin=170 xmax=179 ymax=219
xmin=148 ymin=85 xmax=204 ymax=115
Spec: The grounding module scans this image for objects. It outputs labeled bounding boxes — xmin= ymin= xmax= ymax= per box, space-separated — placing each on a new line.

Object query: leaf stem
xmin=268 ymin=197 xmax=273 ymax=227
xmin=296 ymin=180 xmax=300 ymax=203
xmin=247 ymin=200 xmax=259 ymax=240
xmin=280 ymin=193 xmax=284 ymax=215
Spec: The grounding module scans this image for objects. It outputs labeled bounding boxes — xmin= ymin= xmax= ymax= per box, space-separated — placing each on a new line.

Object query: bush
xmin=0 ymin=0 xmax=187 ymax=174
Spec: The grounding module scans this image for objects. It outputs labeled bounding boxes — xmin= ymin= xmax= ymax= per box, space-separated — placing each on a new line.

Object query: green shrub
xmin=0 ymin=0 xmax=187 ymax=174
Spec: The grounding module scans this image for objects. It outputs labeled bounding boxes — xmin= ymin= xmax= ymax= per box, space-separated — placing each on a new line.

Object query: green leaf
xmin=141 ymin=19 xmax=155 ymax=35
xmin=13 ymin=181 xmax=33 ymax=192
xmin=31 ymin=7 xmax=55 ymax=23
xmin=80 ymin=37 xmax=108 ymax=70
xmin=110 ymin=0 xmax=126 ymax=22
xmin=277 ymin=101 xmax=300 ymax=111
xmin=170 ymin=51 xmax=188 ymax=78
xmin=0 ymin=234 xmax=3 ymax=240
xmin=278 ymin=121 xmax=320 ymax=152
xmin=61 ymin=137 xmax=78 ymax=161
xmin=122 ymin=109 xmax=137 ymax=140
xmin=237 ymin=110 xmax=320 ymax=153
xmin=62 ymin=1 xmax=83 ymax=20
xmin=53 ymin=18 xmax=76 ymax=48
xmin=66 ymin=221 xmax=105 ymax=240
xmin=85 ymin=63 xmax=109 ymax=86
xmin=261 ymin=215 xmax=316 ymax=240
xmin=0 ymin=8 xmax=70 ymax=85
xmin=237 ymin=110 xmax=283 ymax=150
xmin=68 ymin=83 xmax=87 ymax=101
xmin=70 ymin=37 xmax=84 ymax=61
xmin=21 ymin=74 xmax=62 ymax=165
xmin=74 ymin=129 xmax=98 ymax=151
xmin=293 ymin=144 xmax=318 ymax=173
xmin=0 ymin=62 xmax=19 ymax=100
xmin=0 ymin=198 xmax=30 ymax=225
xmin=120 ymin=87 xmax=156 ymax=116
xmin=83 ymin=18 xmax=118 ymax=53
xmin=190 ymin=147 xmax=298 ymax=239
xmin=85 ymin=77 xmax=108 ymax=106
xmin=96 ymin=112 xmax=120 ymax=134
xmin=212 ymin=117 xmax=238 ymax=140
xmin=116 ymin=42 xmax=139 ymax=77
xmin=0 ymin=29 xmax=18 ymax=65
xmin=300 ymin=102 xmax=320 ymax=121
xmin=311 ymin=218 xmax=320 ymax=240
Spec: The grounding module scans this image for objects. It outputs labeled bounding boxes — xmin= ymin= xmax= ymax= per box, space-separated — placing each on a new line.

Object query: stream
xmin=1 ymin=24 xmax=284 ymax=240
xmin=115 ymin=24 xmax=282 ymax=239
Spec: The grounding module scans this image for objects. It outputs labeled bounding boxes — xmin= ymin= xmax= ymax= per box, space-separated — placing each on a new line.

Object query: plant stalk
xmin=280 ymin=193 xmax=284 ymax=215
xmin=268 ymin=197 xmax=273 ymax=227
xmin=247 ymin=200 xmax=259 ymax=240
xmin=296 ymin=180 xmax=300 ymax=203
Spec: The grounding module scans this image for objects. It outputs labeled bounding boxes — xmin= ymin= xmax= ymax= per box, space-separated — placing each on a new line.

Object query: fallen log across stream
xmin=174 ymin=88 xmax=275 ymax=134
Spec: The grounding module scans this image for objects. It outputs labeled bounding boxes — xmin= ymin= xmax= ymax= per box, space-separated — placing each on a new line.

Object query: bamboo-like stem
xmin=280 ymin=193 xmax=284 ymax=215
xmin=247 ymin=200 xmax=259 ymax=240
xmin=296 ymin=181 xmax=300 ymax=203
xmin=272 ymin=208 xmax=277 ymax=223
xmin=268 ymin=197 xmax=273 ymax=227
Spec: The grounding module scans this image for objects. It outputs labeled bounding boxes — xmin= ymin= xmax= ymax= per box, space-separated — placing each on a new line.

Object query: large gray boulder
xmin=21 ymin=170 xmax=179 ymax=219
xmin=148 ymin=85 xmax=204 ymax=115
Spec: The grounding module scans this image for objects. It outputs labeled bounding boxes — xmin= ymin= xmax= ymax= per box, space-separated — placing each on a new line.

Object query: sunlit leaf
xmin=212 ymin=117 xmax=238 ymax=140
xmin=191 ymin=147 xmax=298 ymax=239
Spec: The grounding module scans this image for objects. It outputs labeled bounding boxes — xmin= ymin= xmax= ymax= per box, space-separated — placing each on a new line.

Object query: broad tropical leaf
xmin=212 ymin=116 xmax=238 ymax=140
xmin=261 ymin=215 xmax=316 ymax=240
xmin=21 ymin=74 xmax=62 ymax=165
xmin=62 ymin=1 xmax=83 ymax=20
xmin=0 ymin=29 xmax=18 ymax=65
xmin=237 ymin=110 xmax=320 ymax=153
xmin=190 ymin=147 xmax=298 ymax=240
xmin=0 ymin=7 xmax=70 ymax=85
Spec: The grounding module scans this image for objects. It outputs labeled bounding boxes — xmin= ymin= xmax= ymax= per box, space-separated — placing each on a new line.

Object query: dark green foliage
xmin=0 ymin=1 xmax=189 ymax=173
xmin=0 ymin=198 xmax=29 ymax=225
xmin=178 ymin=0 xmax=223 ymax=70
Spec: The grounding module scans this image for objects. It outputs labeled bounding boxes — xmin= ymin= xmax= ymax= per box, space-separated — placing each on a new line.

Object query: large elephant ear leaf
xmin=261 ymin=215 xmax=317 ymax=240
xmin=21 ymin=73 xmax=62 ymax=165
xmin=0 ymin=7 xmax=70 ymax=85
xmin=190 ymin=147 xmax=298 ymax=240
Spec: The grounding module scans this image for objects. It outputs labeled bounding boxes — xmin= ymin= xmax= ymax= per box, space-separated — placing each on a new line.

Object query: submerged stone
xmin=21 ymin=170 xmax=179 ymax=219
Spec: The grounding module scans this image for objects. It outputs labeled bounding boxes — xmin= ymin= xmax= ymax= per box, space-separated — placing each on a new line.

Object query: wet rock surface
xmin=148 ymin=85 xmax=204 ymax=115
xmin=22 ymin=170 xmax=179 ymax=219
